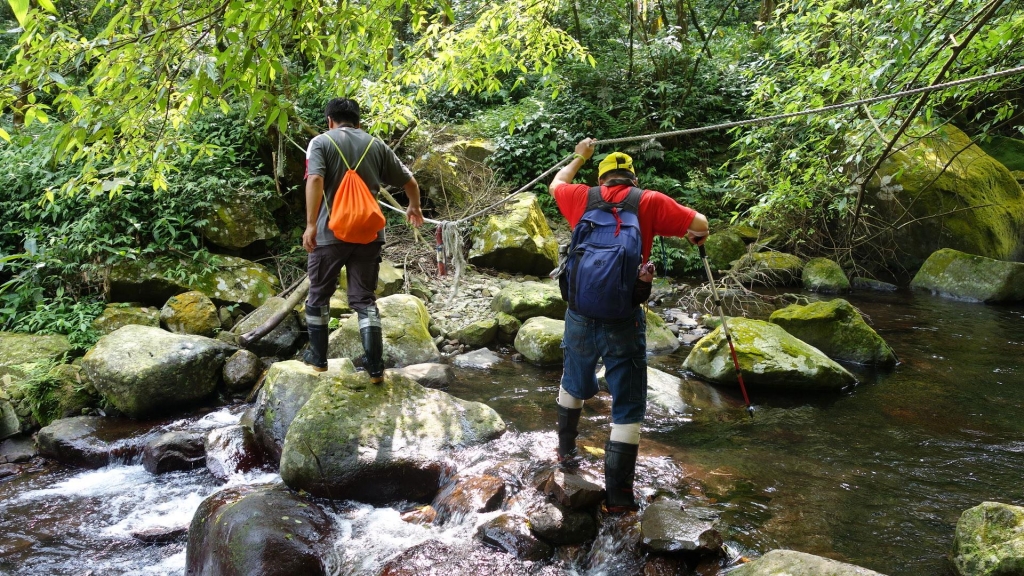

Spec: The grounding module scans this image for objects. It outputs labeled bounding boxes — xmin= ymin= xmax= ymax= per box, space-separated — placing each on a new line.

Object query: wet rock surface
xmin=36 ymin=416 xmax=156 ymax=468
xmin=205 ymin=424 xmax=263 ymax=480
xmin=379 ymin=539 xmax=561 ymax=576
xmin=0 ymin=435 xmax=36 ymax=463
xmin=186 ymin=483 xmax=333 ymax=576
xmin=953 ymin=501 xmax=1024 ymax=576
xmin=142 ymin=431 xmax=206 ymax=474
xmin=432 ymin=474 xmax=506 ymax=521
xmin=280 ymin=370 xmax=506 ymax=503
xmin=770 ymin=298 xmax=896 ymax=366
xmin=535 ymin=467 xmax=605 ymax=510
xmin=729 ymin=549 xmax=886 ymax=575
xmin=222 ymin=348 xmax=263 ymax=392
xmin=528 ymin=500 xmax=598 ymax=545
xmin=911 ymin=248 xmax=1024 ymax=303
xmin=640 ymin=500 xmax=723 ymax=555
xmin=393 ymin=362 xmax=454 ymax=389
xmin=452 ymin=348 xmax=503 ymax=370
xmin=131 ymin=524 xmax=188 ymax=544
xmin=477 ymin=513 xmax=553 ymax=561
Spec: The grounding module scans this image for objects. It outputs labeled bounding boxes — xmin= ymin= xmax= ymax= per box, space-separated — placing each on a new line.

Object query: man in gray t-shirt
xmin=301 ymin=98 xmax=423 ymax=381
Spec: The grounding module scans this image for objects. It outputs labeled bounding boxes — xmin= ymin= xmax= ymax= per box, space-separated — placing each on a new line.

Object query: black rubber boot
xmin=604 ymin=440 xmax=640 ymax=513
xmin=556 ymin=405 xmax=582 ymax=467
xmin=358 ymin=307 xmax=385 ymax=384
xmin=302 ymin=305 xmax=329 ymax=372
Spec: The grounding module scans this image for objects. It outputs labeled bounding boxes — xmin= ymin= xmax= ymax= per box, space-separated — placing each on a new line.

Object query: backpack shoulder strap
xmin=323 ymin=132 xmax=352 ymax=170
xmin=585 ymin=186 xmax=604 ymax=211
xmin=621 ymin=187 xmax=644 ymax=214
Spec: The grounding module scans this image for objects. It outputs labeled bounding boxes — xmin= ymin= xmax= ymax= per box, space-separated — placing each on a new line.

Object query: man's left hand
xmin=406 ymin=205 xmax=424 ymax=227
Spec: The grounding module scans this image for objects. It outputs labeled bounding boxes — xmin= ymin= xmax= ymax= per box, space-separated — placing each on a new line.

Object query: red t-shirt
xmin=553 ymin=184 xmax=697 ymax=261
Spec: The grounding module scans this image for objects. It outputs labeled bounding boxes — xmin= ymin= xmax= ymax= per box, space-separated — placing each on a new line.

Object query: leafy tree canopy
xmin=1 ymin=0 xmax=589 ymax=195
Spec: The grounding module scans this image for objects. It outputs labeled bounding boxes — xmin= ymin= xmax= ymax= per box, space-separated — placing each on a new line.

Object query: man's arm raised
xmin=549 ymin=138 xmax=596 ymax=194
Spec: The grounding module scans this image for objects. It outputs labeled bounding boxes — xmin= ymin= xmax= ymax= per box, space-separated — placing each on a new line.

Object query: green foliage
xmin=729 ymin=0 xmax=1024 ymax=256
xmin=1 ymin=0 xmax=587 ymax=196
xmin=0 ymin=107 xmax=275 ymax=344
xmin=8 ymin=359 xmax=64 ymax=427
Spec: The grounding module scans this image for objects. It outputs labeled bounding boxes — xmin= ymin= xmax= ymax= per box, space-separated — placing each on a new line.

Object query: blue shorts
xmin=560 ymin=307 xmax=648 ymax=424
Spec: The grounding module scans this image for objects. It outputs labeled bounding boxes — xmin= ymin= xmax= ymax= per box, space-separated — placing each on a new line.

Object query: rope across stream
xmin=352 ymin=64 xmax=1024 ymax=298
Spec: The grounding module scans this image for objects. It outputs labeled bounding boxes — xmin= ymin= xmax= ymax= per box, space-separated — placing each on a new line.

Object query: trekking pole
xmin=698 ymin=244 xmax=754 ymax=418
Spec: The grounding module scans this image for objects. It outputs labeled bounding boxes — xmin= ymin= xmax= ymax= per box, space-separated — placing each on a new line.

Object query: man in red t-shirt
xmin=548 ymin=137 xmax=708 ymax=512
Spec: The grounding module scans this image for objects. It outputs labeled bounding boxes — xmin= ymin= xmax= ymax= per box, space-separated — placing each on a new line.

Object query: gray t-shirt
xmin=305 ymin=127 xmax=413 ymax=245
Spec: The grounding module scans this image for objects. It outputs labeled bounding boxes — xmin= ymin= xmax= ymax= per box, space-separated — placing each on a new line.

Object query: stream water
xmin=0 ymin=290 xmax=1022 ymax=575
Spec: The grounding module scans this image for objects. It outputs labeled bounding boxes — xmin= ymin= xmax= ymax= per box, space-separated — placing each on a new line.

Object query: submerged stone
xmin=432 ymin=474 xmax=506 ymax=522
xmin=142 ymin=431 xmax=206 ymax=474
xmin=476 ymin=513 xmax=553 ymax=561
xmin=392 ymin=363 xmax=454 ymax=389
xmin=640 ymin=500 xmax=723 ymax=555
xmin=529 ymin=500 xmax=597 ymax=545
xmin=729 ymin=549 xmax=886 ymax=576
xmin=452 ymin=348 xmax=502 ymax=370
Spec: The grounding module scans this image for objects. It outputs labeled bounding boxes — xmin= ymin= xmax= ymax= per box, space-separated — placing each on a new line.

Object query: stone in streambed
xmin=82 ymin=326 xmax=236 ymax=418
xmin=451 ymin=318 xmax=498 ymax=347
xmin=0 ymin=435 xmax=36 ymax=464
xmin=36 ymin=416 xmax=156 ymax=468
xmin=477 ymin=513 xmax=553 ymax=561
xmin=222 ymin=349 xmax=262 ymax=392
xmin=640 ymin=500 xmax=723 ymax=555
xmin=514 ymin=317 xmax=564 ymax=366
xmin=704 ymin=228 xmax=747 ymax=270
xmin=535 ymin=467 xmax=604 ymax=510
xmin=393 ymin=363 xmax=454 ymax=389
xmin=495 ymin=312 xmax=522 ymax=344
xmin=186 ymin=483 xmax=332 ymax=576
xmin=131 ymin=525 xmax=189 ymax=544
xmin=729 ymin=549 xmax=886 ymax=576
xmin=770 ymin=299 xmax=896 ymax=366
xmin=452 ymin=348 xmax=502 ymax=370
xmin=251 ymin=359 xmax=355 ymax=463
xmin=205 ymin=424 xmax=263 ymax=480
xmin=852 ymin=277 xmax=898 ymax=292
xmin=279 ymin=370 xmax=505 ymax=504
xmin=379 ymin=540 xmax=548 ymax=576
xmin=327 ymin=294 xmax=440 ymax=368
xmin=432 ymin=474 xmax=506 ymax=522
xmin=142 ymin=431 xmax=206 ymax=474
xmin=646 ymin=309 xmax=679 ymax=354
xmin=683 ymin=318 xmax=856 ymax=391
xmin=529 ymin=501 xmax=597 ymax=545
xmin=802 ymin=257 xmax=850 ymax=293
xmin=911 ymin=248 xmax=1024 ymax=303
xmin=952 ymin=501 xmax=1024 ymax=576
xmin=490 ymin=281 xmax=567 ymax=321
xmin=232 ymin=296 xmax=302 ymax=357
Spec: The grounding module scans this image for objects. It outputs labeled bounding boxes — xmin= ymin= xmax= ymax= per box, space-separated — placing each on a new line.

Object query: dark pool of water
xmin=449 ymin=290 xmax=1024 ymax=576
xmin=1 ymin=290 xmax=1022 ymax=575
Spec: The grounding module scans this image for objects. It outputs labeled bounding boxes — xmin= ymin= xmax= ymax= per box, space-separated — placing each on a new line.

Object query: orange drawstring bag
xmin=321 ymin=135 xmax=386 ymax=244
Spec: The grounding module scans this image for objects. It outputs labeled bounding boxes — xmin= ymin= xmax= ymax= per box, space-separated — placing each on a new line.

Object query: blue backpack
xmin=562 ymin=186 xmax=645 ymax=320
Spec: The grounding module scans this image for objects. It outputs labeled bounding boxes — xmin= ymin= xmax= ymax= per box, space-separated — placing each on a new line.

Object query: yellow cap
xmin=597 ymin=152 xmax=634 ymax=179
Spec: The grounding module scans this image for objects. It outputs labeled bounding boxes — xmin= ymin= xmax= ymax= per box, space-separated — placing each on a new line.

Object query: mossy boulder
xmin=802 ymin=257 xmax=851 ymax=293
xmin=108 ymin=254 xmax=279 ymax=309
xmin=327 ymin=294 xmax=439 ymax=367
xmin=646 ymin=310 xmax=679 ymax=355
xmin=82 ymin=325 xmax=235 ymax=418
xmin=490 ymin=281 xmax=567 ymax=321
xmin=91 ymin=304 xmax=160 ymax=335
xmin=514 ymin=317 xmax=564 ymax=366
xmin=495 ymin=311 xmax=522 ymax=344
xmin=160 ymin=291 xmax=222 ymax=336
xmin=704 ymin=229 xmax=747 ymax=270
xmin=872 ymin=125 xmax=1024 ymax=266
xmin=201 ymin=193 xmax=280 ymax=250
xmin=186 ymin=484 xmax=333 ymax=576
xmin=952 ymin=501 xmax=1024 ymax=576
xmin=469 ymin=193 xmax=560 ymax=276
xmin=731 ymin=224 xmax=762 ymax=242
xmin=910 ymin=248 xmax=1024 ymax=302
xmin=0 ymin=333 xmax=72 ymax=377
xmin=729 ymin=550 xmax=885 ymax=576
xmin=231 ymin=296 xmax=302 ymax=357
xmin=451 ymin=318 xmax=498 ymax=347
xmin=732 ymin=252 xmax=804 ymax=286
xmin=770 ymin=299 xmax=896 ymax=366
xmin=411 ymin=150 xmax=469 ymax=207
xmin=252 ymin=359 xmax=355 ymax=463
xmin=978 ymin=135 xmax=1024 ymax=173
xmin=279 ymin=370 xmax=506 ymax=503
xmin=683 ymin=318 xmax=856 ymax=391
